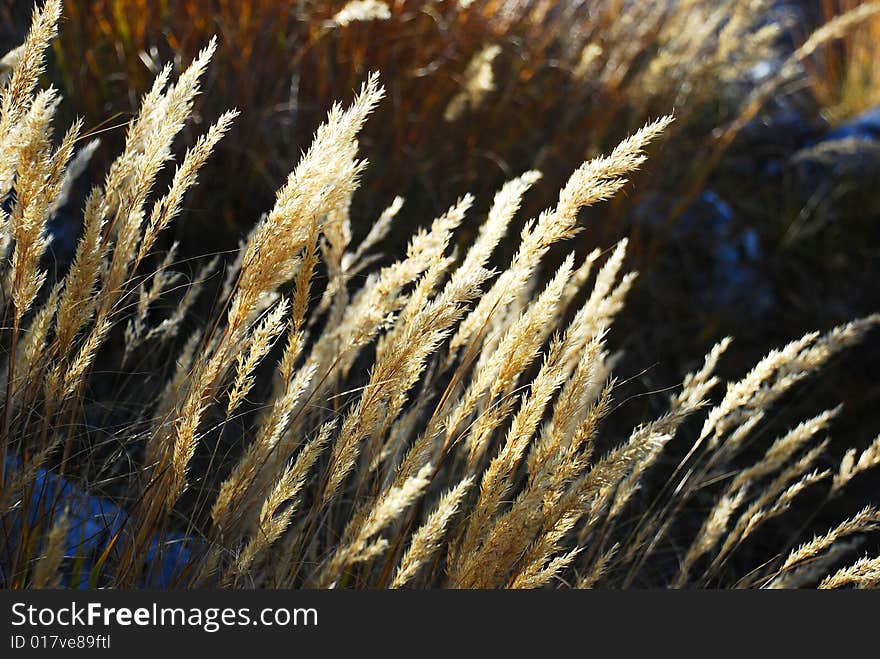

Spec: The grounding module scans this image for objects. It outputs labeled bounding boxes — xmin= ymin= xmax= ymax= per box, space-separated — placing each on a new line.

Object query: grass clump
xmin=1 ymin=1 xmax=879 ymax=590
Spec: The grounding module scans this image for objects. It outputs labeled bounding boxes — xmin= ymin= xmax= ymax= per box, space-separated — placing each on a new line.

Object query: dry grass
xmin=809 ymin=0 xmax=880 ymax=123
xmin=1 ymin=1 xmax=879 ymax=590
xmin=29 ymin=0 xmax=873 ymax=254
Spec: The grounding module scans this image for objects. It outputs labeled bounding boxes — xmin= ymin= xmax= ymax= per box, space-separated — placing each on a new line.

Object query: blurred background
xmin=2 ymin=0 xmax=879 ymax=549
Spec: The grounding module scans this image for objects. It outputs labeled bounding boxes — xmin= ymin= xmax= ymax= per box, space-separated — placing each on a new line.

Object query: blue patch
xmin=680 ymin=191 xmax=774 ymax=313
xmin=3 ymin=457 xmax=196 ymax=588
